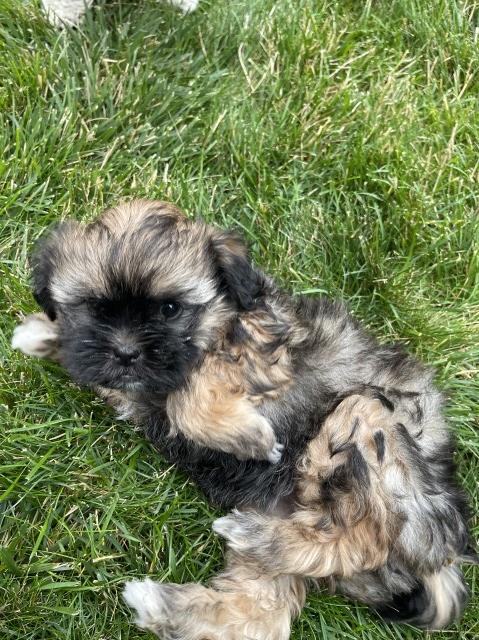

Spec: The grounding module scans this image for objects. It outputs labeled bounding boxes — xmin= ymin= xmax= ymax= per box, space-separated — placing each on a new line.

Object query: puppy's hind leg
xmin=123 ymin=552 xmax=306 ymax=640
xmin=214 ymin=507 xmax=390 ymax=580
xmin=12 ymin=313 xmax=59 ymax=360
xmin=213 ymin=395 xmax=401 ymax=578
xmin=215 ymin=393 xmax=475 ymax=629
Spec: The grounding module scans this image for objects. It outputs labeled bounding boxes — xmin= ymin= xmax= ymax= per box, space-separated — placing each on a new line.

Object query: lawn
xmin=1 ymin=0 xmax=478 ymax=637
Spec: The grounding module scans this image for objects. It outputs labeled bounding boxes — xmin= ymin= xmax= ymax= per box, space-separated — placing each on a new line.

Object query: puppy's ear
xmin=31 ymin=221 xmax=78 ymax=321
xmin=211 ymin=229 xmax=264 ymax=310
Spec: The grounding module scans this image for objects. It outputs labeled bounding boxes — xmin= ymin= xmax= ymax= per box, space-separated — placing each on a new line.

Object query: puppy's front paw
xmin=267 ymin=440 xmax=284 ymax=464
xmin=11 ymin=313 xmax=59 ymax=359
xmin=245 ymin=415 xmax=283 ymax=464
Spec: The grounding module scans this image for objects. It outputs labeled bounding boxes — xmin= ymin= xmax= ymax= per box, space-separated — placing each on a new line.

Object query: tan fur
xmin=214 ymin=395 xmax=409 ymax=579
xmin=167 ymin=311 xmax=294 ymax=461
xmin=11 ymin=312 xmax=60 ymax=360
xmin=18 ymin=200 xmax=297 ymax=462
xmin=123 ymin=551 xmax=306 ymax=640
xmin=50 ymin=200 xmax=219 ymax=306
xmin=214 ymin=508 xmax=391 ymax=580
xmin=167 ymin=371 xmax=279 ymax=460
xmin=162 ymin=386 xmax=418 ymax=629
xmin=96 ymin=199 xmax=187 ymax=234
xmin=297 ymin=395 xmax=394 ymax=504
xmin=12 ymin=199 xmax=473 ymax=634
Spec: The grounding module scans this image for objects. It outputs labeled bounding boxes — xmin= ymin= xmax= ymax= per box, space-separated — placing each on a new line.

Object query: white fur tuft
xmin=12 ymin=314 xmax=58 ymax=358
xmin=423 ymin=565 xmax=468 ymax=629
xmin=123 ymin=579 xmax=168 ymax=630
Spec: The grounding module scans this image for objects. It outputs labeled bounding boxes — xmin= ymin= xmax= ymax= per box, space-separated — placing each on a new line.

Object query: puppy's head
xmin=32 ymin=200 xmax=264 ymax=393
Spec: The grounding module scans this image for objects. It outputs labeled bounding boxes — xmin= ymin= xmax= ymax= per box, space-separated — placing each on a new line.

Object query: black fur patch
xmin=413 ymin=399 xmax=424 ymax=423
xmin=373 ymin=391 xmax=395 ymax=412
xmin=373 ymin=431 xmax=386 ymax=463
xmin=33 ymin=287 xmax=56 ymax=321
xmin=58 ymin=287 xmax=202 ymax=393
xmin=349 ymin=444 xmax=370 ymax=489
xmin=376 ymin=582 xmax=430 ymax=625
xmin=322 ymin=444 xmax=370 ymax=504
xmin=321 ymin=464 xmax=350 ymax=503
xmin=31 ymin=232 xmax=58 ymax=321
xmin=395 ymin=422 xmax=421 ymax=451
xmin=210 ymin=232 xmax=265 ymax=310
xmin=314 ymin=515 xmax=332 ymax=531
xmin=330 ymin=417 xmax=360 ymax=457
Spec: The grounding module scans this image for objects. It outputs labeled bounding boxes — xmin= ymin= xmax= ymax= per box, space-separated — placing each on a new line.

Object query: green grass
xmin=1 ymin=0 xmax=478 ymax=637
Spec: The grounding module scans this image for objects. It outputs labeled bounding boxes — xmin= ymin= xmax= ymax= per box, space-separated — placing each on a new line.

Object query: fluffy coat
xmin=12 ymin=200 xmax=476 ymax=638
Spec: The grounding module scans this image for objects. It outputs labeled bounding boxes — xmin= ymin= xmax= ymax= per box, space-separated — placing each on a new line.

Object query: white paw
xmin=250 ymin=414 xmax=283 ymax=463
xmin=212 ymin=510 xmax=252 ymax=550
xmin=115 ymin=401 xmax=137 ymax=421
xmin=12 ymin=314 xmax=59 ymax=358
xmin=41 ymin=0 xmax=93 ymax=25
xmin=169 ymin=0 xmax=199 ymax=13
xmin=123 ymin=579 xmax=169 ymax=630
xmin=267 ymin=440 xmax=284 ymax=464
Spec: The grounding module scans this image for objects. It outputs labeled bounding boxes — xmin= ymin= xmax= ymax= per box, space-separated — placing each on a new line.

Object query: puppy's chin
xmin=63 ymin=362 xmax=191 ymax=394
xmin=103 ymin=375 xmax=182 ymax=394
xmin=105 ymin=377 xmax=146 ymax=392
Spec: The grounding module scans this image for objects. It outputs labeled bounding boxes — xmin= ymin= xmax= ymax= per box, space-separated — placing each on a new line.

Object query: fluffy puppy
xmin=13 ymin=199 xmax=476 ymax=639
xmin=41 ymin=0 xmax=198 ymax=27
xmin=15 ymin=200 xmax=283 ymax=462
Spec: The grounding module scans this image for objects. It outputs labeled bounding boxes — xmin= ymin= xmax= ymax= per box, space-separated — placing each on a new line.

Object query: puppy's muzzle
xmin=113 ymin=345 xmax=141 ymax=366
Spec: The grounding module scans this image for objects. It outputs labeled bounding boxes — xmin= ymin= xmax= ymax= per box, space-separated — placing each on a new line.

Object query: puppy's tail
xmin=378 ymin=564 xmax=471 ymax=629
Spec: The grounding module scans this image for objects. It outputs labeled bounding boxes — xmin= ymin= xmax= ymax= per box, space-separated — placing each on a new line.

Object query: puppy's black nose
xmin=113 ymin=345 xmax=140 ymax=366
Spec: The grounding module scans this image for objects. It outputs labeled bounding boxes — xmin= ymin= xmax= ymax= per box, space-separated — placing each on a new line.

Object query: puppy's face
xmin=31 ymin=200 xmax=263 ymax=393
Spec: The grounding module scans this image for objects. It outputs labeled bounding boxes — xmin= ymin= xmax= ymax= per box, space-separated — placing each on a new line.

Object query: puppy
xmin=13 ymin=200 xmax=283 ymax=463
xmin=13 ymin=200 xmax=476 ymax=639
xmin=41 ymin=0 xmax=198 ymax=27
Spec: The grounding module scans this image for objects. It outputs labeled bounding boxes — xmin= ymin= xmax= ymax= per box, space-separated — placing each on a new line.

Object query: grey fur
xmin=12 ymin=200 xmax=476 ymax=636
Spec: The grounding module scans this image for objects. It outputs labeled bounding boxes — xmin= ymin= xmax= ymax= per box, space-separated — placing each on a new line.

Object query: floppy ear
xmin=211 ymin=229 xmax=265 ymax=310
xmin=31 ymin=234 xmax=58 ymax=321
xmin=31 ymin=221 xmax=78 ymax=321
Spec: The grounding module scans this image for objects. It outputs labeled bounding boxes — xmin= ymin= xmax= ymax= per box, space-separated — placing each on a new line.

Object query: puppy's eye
xmin=159 ymin=301 xmax=182 ymax=319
